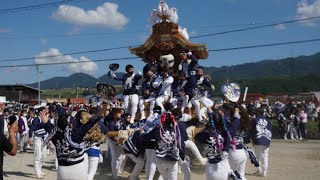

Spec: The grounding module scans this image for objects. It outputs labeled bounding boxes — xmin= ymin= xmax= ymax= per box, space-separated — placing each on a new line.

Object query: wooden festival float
xmin=107 ymin=1 xmax=209 ymax=140
xmin=129 ymin=1 xmax=208 ymax=72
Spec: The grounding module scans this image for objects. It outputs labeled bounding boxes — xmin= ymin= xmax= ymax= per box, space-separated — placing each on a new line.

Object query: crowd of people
xmin=0 ymin=51 xmax=316 ymax=180
xmin=242 ymin=99 xmax=320 ymax=141
xmin=1 ymin=100 xmax=272 ymax=180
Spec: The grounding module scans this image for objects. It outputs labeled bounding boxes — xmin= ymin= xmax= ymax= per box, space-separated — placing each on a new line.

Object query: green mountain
xmin=28 ymin=52 xmax=320 ymax=93
xmin=28 ymin=73 xmax=99 ymax=89
xmin=204 ymin=52 xmax=320 ymax=81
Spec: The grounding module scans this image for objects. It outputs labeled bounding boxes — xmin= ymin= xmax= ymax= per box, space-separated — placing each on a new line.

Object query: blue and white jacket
xmin=123 ymin=131 xmax=144 ymax=157
xmin=227 ymin=116 xmax=244 ymax=149
xmin=141 ymin=114 xmax=161 ymax=149
xmin=28 ymin=117 xmax=54 ymax=139
xmin=250 ymin=115 xmax=272 ymax=147
xmin=187 ymin=76 xmax=214 ymax=99
xmin=195 ymin=128 xmax=230 ymax=164
xmin=141 ymin=80 xmax=156 ymax=99
xmin=142 ymin=125 xmax=185 ymax=161
xmin=51 ymin=116 xmax=102 ymax=166
xmin=108 ymin=72 xmax=142 ymax=95
xmin=106 ymin=116 xmax=127 ymax=142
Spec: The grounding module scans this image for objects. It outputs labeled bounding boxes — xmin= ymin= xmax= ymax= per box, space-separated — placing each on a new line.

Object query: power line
xmin=1 ymin=38 xmax=320 ymax=68
xmin=0 ymin=45 xmax=139 ymax=62
xmin=2 ymin=15 xmax=318 ymax=40
xmin=190 ymin=15 xmax=320 ymax=39
xmin=0 ymin=57 xmax=138 ymax=68
xmin=0 ymin=30 xmax=147 ymax=40
xmin=208 ymin=38 xmax=320 ymax=52
xmin=0 ymin=0 xmax=90 ymax=14
xmin=1 ymin=15 xmax=319 ymax=63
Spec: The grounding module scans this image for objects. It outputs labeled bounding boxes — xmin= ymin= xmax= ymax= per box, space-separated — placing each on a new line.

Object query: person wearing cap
xmin=187 ymin=67 xmax=215 ymax=122
xmin=109 ymin=64 xmax=142 ymax=124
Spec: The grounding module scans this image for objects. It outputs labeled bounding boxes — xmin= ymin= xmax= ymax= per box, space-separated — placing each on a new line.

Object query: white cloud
xmin=34 ymin=48 xmax=98 ymax=75
xmin=53 ymin=2 xmax=129 ymax=29
xmin=274 ymin=24 xmax=287 ymax=30
xmin=5 ymin=65 xmax=30 ymax=73
xmin=297 ymin=0 xmax=320 ymax=26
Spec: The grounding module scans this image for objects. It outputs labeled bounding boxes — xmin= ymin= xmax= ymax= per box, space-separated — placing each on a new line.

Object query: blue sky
xmin=0 ymin=0 xmax=320 ymax=84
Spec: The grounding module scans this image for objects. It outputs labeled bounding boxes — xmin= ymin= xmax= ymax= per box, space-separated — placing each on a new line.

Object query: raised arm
xmin=7 ymin=120 xmax=18 ymax=156
xmin=108 ymin=71 xmax=125 ymax=81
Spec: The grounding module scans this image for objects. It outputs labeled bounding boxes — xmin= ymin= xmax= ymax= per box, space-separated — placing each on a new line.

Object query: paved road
xmin=3 ymin=139 xmax=320 ymax=180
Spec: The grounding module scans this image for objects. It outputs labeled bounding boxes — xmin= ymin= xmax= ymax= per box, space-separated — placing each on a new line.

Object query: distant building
xmin=0 ymin=84 xmax=41 ymax=103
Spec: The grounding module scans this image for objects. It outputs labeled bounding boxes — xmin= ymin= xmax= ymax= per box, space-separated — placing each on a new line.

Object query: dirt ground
xmin=3 ymin=139 xmax=320 ymax=180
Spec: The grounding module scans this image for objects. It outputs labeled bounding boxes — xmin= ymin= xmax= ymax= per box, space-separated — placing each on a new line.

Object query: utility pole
xmin=37 ymin=65 xmax=41 ymax=105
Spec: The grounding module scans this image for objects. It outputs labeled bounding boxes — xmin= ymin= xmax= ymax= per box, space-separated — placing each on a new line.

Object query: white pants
xmin=33 ymin=136 xmax=47 ymax=176
xmin=87 ymin=156 xmax=99 ymax=180
xmin=254 ymin=145 xmax=269 ymax=176
xmin=228 ymin=149 xmax=247 ymax=180
xmin=123 ymin=94 xmax=139 ymax=123
xmin=145 ymin=149 xmax=157 ymax=180
xmin=57 ymin=154 xmax=88 ymax=180
xmin=190 ymin=97 xmax=213 ymax=121
xmin=205 ymin=159 xmax=232 ymax=180
xmin=139 ymin=96 xmax=155 ymax=119
xmin=126 ymin=153 xmax=145 ymax=180
xmin=145 ymin=149 xmax=164 ymax=180
xmin=180 ymin=159 xmax=191 ymax=180
xmin=108 ymin=138 xmax=125 ymax=178
xmin=155 ymin=95 xmax=170 ymax=113
xmin=156 ymin=158 xmax=178 ymax=180
xmin=284 ymin=122 xmax=298 ymax=139
xmin=185 ymin=140 xmax=206 ymax=165
xmin=19 ymin=134 xmax=28 ymax=152
xmin=172 ymin=95 xmax=189 ymax=114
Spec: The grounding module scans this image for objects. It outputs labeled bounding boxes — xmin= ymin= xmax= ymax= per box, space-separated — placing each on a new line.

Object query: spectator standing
xmin=0 ymin=109 xmax=10 ymax=138
xmin=298 ymin=109 xmax=308 ymax=141
xmin=18 ymin=110 xmax=29 ymax=153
